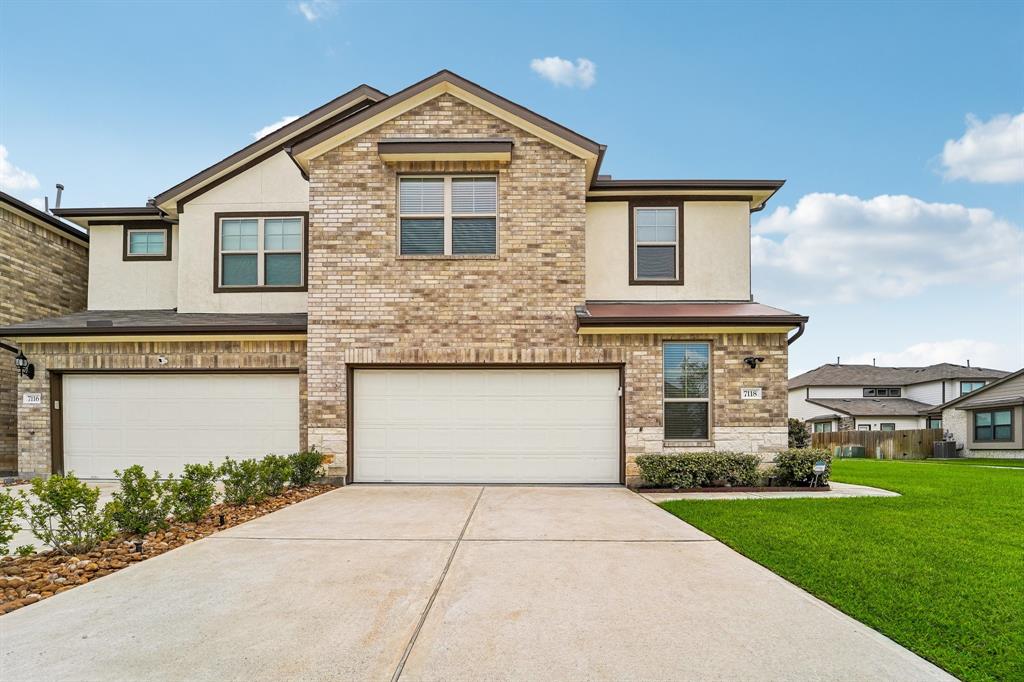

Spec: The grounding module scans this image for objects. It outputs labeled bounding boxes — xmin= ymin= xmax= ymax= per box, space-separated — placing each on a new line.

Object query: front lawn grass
xmin=922 ymin=458 xmax=1024 ymax=468
xmin=659 ymin=460 xmax=1023 ymax=681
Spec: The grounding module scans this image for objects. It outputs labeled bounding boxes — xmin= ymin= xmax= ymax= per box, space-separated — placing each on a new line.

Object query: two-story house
xmin=1 ymin=71 xmax=807 ymax=486
xmin=789 ymin=362 xmax=1010 ymax=432
xmin=1 ymin=192 xmax=89 ymax=475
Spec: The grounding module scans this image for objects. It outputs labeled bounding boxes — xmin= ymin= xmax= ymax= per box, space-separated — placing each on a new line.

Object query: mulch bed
xmin=638 ymin=485 xmax=832 ymax=493
xmin=0 ymin=483 xmax=337 ymax=616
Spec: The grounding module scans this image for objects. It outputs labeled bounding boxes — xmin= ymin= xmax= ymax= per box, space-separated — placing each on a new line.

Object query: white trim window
xmin=126 ymin=228 xmax=167 ymax=257
xmin=635 ymin=207 xmax=679 ymax=280
xmin=399 ymin=175 xmax=497 ymax=256
xmin=218 ymin=215 xmax=305 ymax=288
xmin=663 ymin=342 xmax=710 ymax=440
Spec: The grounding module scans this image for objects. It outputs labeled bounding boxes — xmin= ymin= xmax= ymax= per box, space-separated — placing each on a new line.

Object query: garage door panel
xmin=63 ymin=374 xmax=300 ymax=479
xmin=354 ymin=368 xmax=620 ymax=483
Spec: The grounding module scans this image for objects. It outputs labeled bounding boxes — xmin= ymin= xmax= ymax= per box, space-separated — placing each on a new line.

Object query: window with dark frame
xmin=973 ymin=409 xmax=1013 ymax=442
xmin=634 ymin=207 xmax=679 ymax=281
xmin=217 ymin=214 xmax=305 ymax=289
xmin=398 ymin=176 xmax=497 ymax=256
xmin=960 ymin=381 xmax=985 ymax=396
xmin=863 ymin=387 xmax=901 ymax=397
xmin=663 ymin=342 xmax=710 ymax=440
xmin=858 ymin=425 xmax=871 ymax=431
xmin=927 ymin=417 xmax=942 ymax=429
xmin=879 ymin=423 xmax=896 ymax=431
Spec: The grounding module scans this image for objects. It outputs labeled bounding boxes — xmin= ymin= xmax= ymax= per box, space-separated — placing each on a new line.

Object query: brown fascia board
xmin=586 ymin=179 xmax=785 ymax=211
xmin=292 ymin=70 xmax=603 ymax=158
xmin=52 ymin=206 xmax=161 ymax=218
xmin=6 ymin=323 xmax=307 ymax=336
xmin=576 ymin=314 xmax=808 ymax=327
xmin=152 ymin=84 xmax=387 ymax=208
xmin=377 ymin=138 xmax=513 ymax=155
xmin=1 ymin=191 xmax=89 ymax=242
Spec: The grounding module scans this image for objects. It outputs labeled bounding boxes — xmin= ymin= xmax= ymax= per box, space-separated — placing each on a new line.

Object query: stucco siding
xmin=87 ymin=224 xmax=178 ymax=310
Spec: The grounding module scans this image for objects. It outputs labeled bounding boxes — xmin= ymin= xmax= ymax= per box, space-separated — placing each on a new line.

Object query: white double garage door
xmin=62 ymin=368 xmax=621 ymax=483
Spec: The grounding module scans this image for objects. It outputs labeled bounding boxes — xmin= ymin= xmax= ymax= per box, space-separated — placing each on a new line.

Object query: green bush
xmin=15 ymin=544 xmax=35 ymax=557
xmin=772 ymin=448 xmax=832 ymax=486
xmin=168 ymin=462 xmax=220 ymax=522
xmin=220 ymin=458 xmax=265 ymax=505
xmin=259 ymin=455 xmax=293 ymax=497
xmin=788 ymin=417 xmax=810 ymax=449
xmin=289 ymin=448 xmax=324 ymax=487
xmin=0 ymin=490 xmax=24 ymax=555
xmin=18 ymin=474 xmax=114 ymax=555
xmin=106 ymin=465 xmax=174 ymax=535
xmin=635 ymin=452 xmax=761 ymax=489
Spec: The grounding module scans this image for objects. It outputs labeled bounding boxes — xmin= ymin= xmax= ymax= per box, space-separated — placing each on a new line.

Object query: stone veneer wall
xmin=1 ymin=205 xmax=89 ymax=472
xmin=15 ymin=340 xmax=306 ymax=477
xmin=305 ymin=93 xmax=789 ymax=485
xmin=941 ymin=405 xmax=1024 ymax=459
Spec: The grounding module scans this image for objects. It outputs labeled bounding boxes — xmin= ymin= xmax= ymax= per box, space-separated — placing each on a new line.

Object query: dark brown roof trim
xmin=53 ymin=206 xmax=162 ymax=218
xmin=153 ymin=84 xmax=386 ymax=207
xmin=377 ymin=138 xmax=513 ymax=155
xmin=589 ymin=179 xmax=785 ymax=191
xmin=292 ymin=70 xmax=602 ymax=157
xmin=577 ymin=315 xmax=808 ymax=327
xmin=0 ymin=191 xmax=88 ymax=242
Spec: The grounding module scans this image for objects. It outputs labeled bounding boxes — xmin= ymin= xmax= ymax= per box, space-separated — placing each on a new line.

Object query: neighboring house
xmin=925 ymin=368 xmax=1024 ymax=459
xmin=0 ymin=70 xmax=807 ymax=486
xmin=0 ymin=192 xmax=89 ymax=474
xmin=789 ymin=362 xmax=1010 ymax=432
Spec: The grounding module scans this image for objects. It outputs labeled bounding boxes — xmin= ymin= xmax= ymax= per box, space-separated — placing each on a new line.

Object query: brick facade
xmin=15 ymin=340 xmax=306 ymax=477
xmin=306 ymin=95 xmax=788 ymax=485
xmin=1 ymin=205 xmax=88 ymax=472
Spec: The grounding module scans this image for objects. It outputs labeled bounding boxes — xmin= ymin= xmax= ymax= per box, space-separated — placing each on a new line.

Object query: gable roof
xmin=806 ymin=397 xmax=935 ymax=417
xmin=925 ymin=366 xmax=1024 ymax=413
xmin=152 ymin=84 xmax=386 ymax=215
xmin=290 ymin=70 xmax=603 ymax=180
xmin=789 ymin=362 xmax=1010 ymax=389
xmin=0 ymin=191 xmax=88 ymax=244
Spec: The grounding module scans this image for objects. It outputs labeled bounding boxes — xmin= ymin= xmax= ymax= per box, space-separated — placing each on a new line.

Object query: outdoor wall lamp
xmin=743 ymin=356 xmax=765 ymax=370
xmin=14 ymin=351 xmax=35 ymax=379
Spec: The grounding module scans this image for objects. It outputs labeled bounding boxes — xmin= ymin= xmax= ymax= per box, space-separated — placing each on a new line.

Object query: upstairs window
xmin=630 ymin=199 xmax=683 ymax=284
xmin=215 ymin=213 xmax=306 ymax=290
xmin=960 ymin=381 xmax=985 ymax=395
xmin=123 ymin=223 xmax=172 ymax=261
xmin=974 ymin=409 xmax=1013 ymax=442
xmin=663 ymin=342 xmax=710 ymax=440
xmin=864 ymin=387 xmax=901 ymax=397
xmin=399 ymin=176 xmax=497 ymax=256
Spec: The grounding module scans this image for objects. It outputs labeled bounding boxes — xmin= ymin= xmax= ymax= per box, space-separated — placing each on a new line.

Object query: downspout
xmin=787 ymin=321 xmax=805 ymax=346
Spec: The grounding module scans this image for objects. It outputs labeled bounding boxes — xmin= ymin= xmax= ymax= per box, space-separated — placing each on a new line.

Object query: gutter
xmin=787 ymin=321 xmax=806 ymax=346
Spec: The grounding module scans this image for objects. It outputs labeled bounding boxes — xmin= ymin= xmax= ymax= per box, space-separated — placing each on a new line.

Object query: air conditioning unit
xmin=933 ymin=441 xmax=958 ymax=459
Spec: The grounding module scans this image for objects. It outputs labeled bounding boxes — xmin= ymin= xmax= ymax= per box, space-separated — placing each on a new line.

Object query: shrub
xmin=0 ymin=490 xmax=23 ymax=555
xmin=772 ymin=448 xmax=832 ymax=486
xmin=635 ymin=452 xmax=761 ymax=490
xmin=259 ymin=455 xmax=293 ymax=497
xmin=15 ymin=544 xmax=35 ymax=557
xmin=106 ymin=465 xmax=174 ymax=536
xmin=168 ymin=462 xmax=220 ymax=523
xmin=19 ymin=474 xmax=114 ymax=555
xmin=788 ymin=417 xmax=810 ymax=449
xmin=289 ymin=448 xmax=324 ymax=487
xmin=220 ymin=458 xmax=265 ymax=505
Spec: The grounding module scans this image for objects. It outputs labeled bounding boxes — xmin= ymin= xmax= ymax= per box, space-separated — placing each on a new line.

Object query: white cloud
xmin=752 ymin=192 xmax=1023 ymax=304
xmin=296 ymin=0 xmax=336 ymax=22
xmin=0 ymin=145 xmax=40 ymax=192
xmin=27 ymin=197 xmax=45 ymax=210
xmin=252 ymin=115 xmax=299 ymax=140
xmin=847 ymin=340 xmax=1018 ymax=371
xmin=530 ymin=57 xmax=596 ymax=89
xmin=941 ymin=112 xmax=1024 ymax=183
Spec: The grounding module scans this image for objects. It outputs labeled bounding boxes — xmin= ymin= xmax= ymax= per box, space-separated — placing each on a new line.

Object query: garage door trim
xmin=50 ymin=368 xmax=301 ymax=476
xmin=346 ymin=363 xmax=626 ymax=485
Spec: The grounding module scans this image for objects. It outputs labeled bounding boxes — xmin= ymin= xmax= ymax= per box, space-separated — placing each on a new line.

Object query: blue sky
xmin=1 ymin=0 xmax=1021 ymax=375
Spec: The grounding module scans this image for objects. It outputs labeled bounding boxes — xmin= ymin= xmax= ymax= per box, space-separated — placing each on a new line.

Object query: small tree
xmin=19 ymin=474 xmax=114 ymax=555
xmin=106 ymin=465 xmax=175 ymax=536
xmin=0 ymin=490 xmax=24 ymax=555
xmin=788 ymin=417 xmax=810 ymax=449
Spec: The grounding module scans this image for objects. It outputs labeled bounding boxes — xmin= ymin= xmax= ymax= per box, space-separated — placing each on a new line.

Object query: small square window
xmin=124 ymin=226 xmax=170 ymax=260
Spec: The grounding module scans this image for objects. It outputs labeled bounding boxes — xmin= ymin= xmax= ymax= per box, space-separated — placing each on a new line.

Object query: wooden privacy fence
xmin=811 ymin=428 xmax=944 ymax=460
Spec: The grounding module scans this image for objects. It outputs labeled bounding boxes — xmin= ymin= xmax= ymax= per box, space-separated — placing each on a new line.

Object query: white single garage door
xmin=62 ymin=373 xmax=300 ymax=479
xmin=353 ymin=368 xmax=621 ymax=483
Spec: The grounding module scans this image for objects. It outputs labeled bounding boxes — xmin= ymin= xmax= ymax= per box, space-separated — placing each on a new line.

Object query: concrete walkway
xmin=0 ymin=485 xmax=951 ymax=681
xmin=643 ymin=480 xmax=901 ymax=502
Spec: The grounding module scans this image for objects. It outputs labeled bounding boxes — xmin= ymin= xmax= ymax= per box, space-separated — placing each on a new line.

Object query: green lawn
xmin=659 ymin=460 xmax=1023 ymax=681
xmin=922 ymin=458 xmax=1024 ymax=468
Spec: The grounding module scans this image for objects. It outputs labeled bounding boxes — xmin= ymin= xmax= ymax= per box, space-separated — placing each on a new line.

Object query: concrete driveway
xmin=1 ymin=485 xmax=951 ymax=681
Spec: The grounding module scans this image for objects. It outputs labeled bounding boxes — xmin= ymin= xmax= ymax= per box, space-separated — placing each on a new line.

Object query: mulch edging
xmin=638 ymin=485 xmax=832 ymax=493
xmin=0 ymin=483 xmax=337 ymax=616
